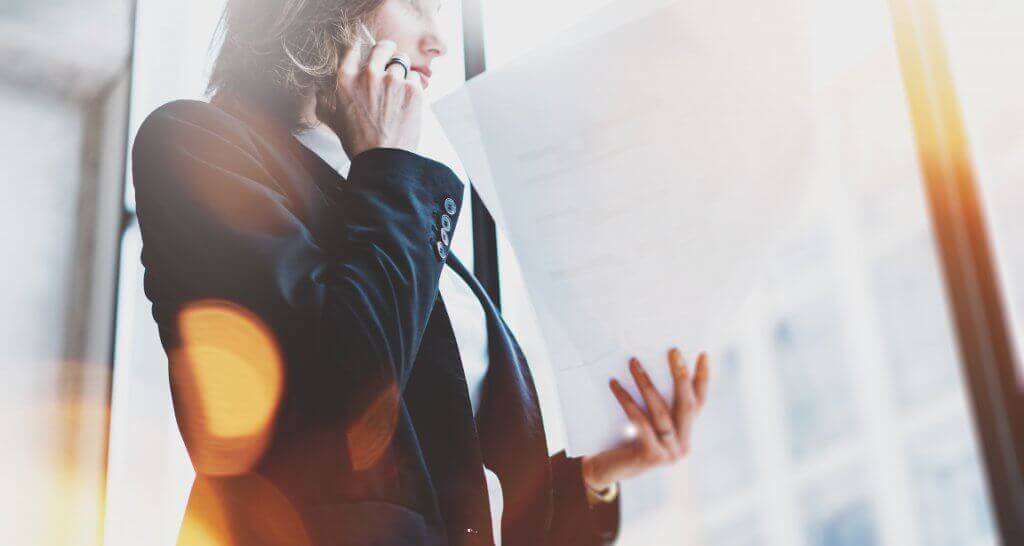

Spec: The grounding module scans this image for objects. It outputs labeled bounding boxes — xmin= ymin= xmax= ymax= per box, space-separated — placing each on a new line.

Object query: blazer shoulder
xmin=130 ymin=99 xmax=285 ymax=213
xmin=133 ymin=99 xmax=256 ymax=157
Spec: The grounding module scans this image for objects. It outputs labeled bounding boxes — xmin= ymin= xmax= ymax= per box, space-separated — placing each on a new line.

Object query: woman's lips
xmin=411 ymin=67 xmax=432 ymax=89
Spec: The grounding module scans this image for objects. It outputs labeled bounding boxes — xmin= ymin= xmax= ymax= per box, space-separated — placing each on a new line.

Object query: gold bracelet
xmin=585 ymin=481 xmax=620 ymax=504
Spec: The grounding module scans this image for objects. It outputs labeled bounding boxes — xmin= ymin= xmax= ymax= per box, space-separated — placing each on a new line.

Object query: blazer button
xmin=464 ymin=528 xmax=478 ymax=535
xmin=441 ymin=214 xmax=452 ymax=231
xmin=436 ymin=241 xmax=449 ymax=260
xmin=444 ymin=197 xmax=457 ymax=216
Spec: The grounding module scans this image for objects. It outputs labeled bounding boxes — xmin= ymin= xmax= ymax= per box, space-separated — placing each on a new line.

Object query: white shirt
xmin=294 ymin=123 xmax=504 ymax=544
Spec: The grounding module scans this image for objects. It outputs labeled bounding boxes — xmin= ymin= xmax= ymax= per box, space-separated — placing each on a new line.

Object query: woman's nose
xmin=421 ymin=20 xmax=448 ymax=58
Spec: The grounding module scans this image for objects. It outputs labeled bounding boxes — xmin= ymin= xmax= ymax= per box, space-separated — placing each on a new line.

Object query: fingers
xmin=367 ymin=40 xmax=399 ymax=74
xmin=324 ymin=33 xmax=422 ymax=157
xmin=339 ymin=39 xmax=364 ymax=77
xmin=694 ymin=352 xmax=710 ymax=409
xmin=384 ymin=53 xmax=412 ymax=80
xmin=403 ymin=68 xmax=424 ymax=109
xmin=610 ymin=379 xmax=670 ymax=464
xmin=669 ymin=348 xmax=699 ymax=455
xmin=609 ymin=378 xmax=652 ymax=434
xmin=339 ymin=38 xmax=419 ymax=107
xmin=405 ymin=65 xmax=424 ymax=93
xmin=629 ymin=357 xmax=680 ymax=458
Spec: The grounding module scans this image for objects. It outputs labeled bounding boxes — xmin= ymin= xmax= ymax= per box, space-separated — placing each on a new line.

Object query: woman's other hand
xmin=321 ymin=40 xmax=424 ymax=158
xmin=581 ymin=349 xmax=711 ymax=492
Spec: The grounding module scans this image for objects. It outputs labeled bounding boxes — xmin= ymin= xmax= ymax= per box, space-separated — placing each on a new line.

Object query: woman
xmin=132 ymin=0 xmax=711 ymax=544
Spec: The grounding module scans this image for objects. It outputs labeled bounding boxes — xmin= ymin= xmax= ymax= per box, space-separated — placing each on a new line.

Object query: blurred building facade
xmin=1 ymin=1 xmax=130 ymax=544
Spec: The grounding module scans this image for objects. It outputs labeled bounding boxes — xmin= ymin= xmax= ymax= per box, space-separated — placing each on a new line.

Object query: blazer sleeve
xmin=132 ymin=101 xmax=463 ymax=455
xmin=547 ymin=451 xmax=621 ymax=545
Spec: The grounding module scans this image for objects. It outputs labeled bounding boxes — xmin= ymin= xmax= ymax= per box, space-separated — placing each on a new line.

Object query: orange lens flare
xmin=172 ymin=300 xmax=284 ymax=476
xmin=9 ymin=384 xmax=111 ymax=546
xmin=177 ymin=474 xmax=310 ymax=546
xmin=347 ymin=383 xmax=400 ymax=471
xmin=889 ymin=0 xmax=973 ymax=180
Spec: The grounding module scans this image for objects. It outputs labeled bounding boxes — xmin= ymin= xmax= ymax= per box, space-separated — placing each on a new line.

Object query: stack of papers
xmin=435 ymin=0 xmax=813 ymax=454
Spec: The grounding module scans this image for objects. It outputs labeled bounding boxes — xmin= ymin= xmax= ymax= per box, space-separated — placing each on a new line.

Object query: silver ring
xmin=656 ymin=429 xmax=674 ymax=441
xmin=385 ymin=55 xmax=410 ymax=79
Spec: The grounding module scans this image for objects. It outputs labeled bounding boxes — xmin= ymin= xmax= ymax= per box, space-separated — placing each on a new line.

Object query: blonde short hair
xmin=208 ymin=0 xmax=384 ymax=128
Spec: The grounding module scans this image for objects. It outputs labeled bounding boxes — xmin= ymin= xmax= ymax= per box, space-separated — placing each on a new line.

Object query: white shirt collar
xmin=293 ymin=122 xmax=351 ymax=177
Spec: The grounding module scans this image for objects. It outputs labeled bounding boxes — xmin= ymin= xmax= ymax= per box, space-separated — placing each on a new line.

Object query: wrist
xmin=582 ymin=456 xmax=619 ymax=505
xmin=586 ymin=481 xmax=619 ymax=504
xmin=581 ymin=455 xmax=613 ymax=492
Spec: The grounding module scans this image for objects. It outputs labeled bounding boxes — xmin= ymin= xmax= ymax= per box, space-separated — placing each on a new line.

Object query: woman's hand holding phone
xmin=320 ymin=38 xmax=424 ymax=159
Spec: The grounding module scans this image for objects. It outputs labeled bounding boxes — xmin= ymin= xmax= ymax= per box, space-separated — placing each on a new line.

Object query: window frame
xmin=462 ymin=0 xmax=502 ymax=307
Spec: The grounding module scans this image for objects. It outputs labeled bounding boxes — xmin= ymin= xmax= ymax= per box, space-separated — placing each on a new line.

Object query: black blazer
xmin=132 ymin=99 xmax=620 ymax=546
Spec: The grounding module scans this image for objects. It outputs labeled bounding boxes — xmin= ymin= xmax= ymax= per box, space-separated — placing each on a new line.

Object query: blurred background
xmin=2 ymin=0 xmax=1023 ymax=545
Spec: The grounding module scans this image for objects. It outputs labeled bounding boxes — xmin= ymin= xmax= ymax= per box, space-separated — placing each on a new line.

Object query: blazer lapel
xmin=445 ymin=253 xmax=552 ymax=546
xmin=404 ymin=296 xmax=495 ymax=545
xmin=213 ymin=99 xmax=347 ymax=236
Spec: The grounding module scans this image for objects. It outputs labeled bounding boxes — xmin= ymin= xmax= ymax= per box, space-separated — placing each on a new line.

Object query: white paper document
xmin=435 ymin=0 xmax=812 ymax=455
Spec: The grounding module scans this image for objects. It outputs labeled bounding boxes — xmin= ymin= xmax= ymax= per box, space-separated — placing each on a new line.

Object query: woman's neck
xmin=298 ymin=94 xmax=319 ymax=128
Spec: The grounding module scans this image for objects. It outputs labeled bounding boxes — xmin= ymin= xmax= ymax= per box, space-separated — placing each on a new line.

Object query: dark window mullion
xmin=889 ymin=0 xmax=1024 ymax=542
xmin=461 ymin=0 xmax=500 ymax=310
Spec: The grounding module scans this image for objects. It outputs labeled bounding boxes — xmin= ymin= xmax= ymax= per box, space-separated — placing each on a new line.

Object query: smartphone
xmin=357 ymin=23 xmax=376 ymax=65
xmin=357 ymin=23 xmax=377 ymax=47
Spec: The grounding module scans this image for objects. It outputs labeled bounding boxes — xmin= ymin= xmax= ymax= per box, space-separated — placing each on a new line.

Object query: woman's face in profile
xmin=373 ymin=0 xmax=449 ymax=89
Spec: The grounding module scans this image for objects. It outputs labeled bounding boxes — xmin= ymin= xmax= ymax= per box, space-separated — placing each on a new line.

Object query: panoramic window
xmin=486 ymin=1 xmax=997 ymax=545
